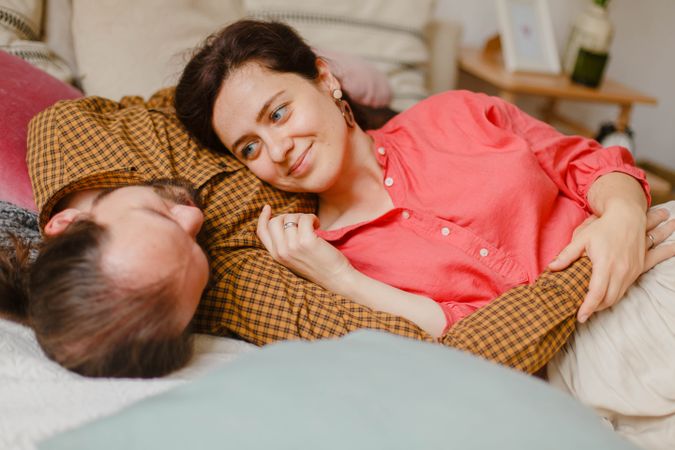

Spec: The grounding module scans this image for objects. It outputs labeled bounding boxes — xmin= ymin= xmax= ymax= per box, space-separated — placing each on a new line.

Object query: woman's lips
xmin=288 ymin=145 xmax=312 ymax=176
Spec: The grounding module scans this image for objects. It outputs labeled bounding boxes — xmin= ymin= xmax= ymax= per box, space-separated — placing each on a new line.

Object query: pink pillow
xmin=0 ymin=51 xmax=82 ymax=211
xmin=315 ymin=48 xmax=392 ymax=108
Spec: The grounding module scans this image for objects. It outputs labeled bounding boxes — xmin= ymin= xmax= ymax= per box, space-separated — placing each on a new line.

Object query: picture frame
xmin=496 ymin=0 xmax=561 ymax=74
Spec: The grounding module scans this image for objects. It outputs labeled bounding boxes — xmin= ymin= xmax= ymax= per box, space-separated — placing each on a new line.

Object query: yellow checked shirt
xmin=27 ymin=88 xmax=591 ymax=374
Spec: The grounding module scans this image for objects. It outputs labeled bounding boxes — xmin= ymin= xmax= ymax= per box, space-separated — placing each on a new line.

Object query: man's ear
xmin=44 ymin=208 xmax=86 ymax=237
xmin=315 ymin=58 xmax=341 ymax=93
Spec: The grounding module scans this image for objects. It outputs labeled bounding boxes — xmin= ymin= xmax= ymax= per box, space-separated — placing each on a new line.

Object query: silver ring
xmin=647 ymin=233 xmax=656 ymax=249
xmin=283 ymin=221 xmax=299 ymax=230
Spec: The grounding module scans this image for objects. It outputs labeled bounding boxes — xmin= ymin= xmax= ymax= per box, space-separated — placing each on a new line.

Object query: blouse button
xmin=384 ymin=177 xmax=394 ymax=187
xmin=377 ymin=147 xmax=386 ymax=155
xmin=479 ymin=248 xmax=489 ymax=257
xmin=402 ymin=210 xmax=410 ymax=219
xmin=441 ymin=227 xmax=450 ymax=236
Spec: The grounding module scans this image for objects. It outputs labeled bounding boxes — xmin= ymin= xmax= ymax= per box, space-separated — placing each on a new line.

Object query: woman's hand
xmin=643 ymin=208 xmax=675 ymax=271
xmin=549 ymin=206 xmax=674 ymax=322
xmin=256 ymin=205 xmax=353 ymax=291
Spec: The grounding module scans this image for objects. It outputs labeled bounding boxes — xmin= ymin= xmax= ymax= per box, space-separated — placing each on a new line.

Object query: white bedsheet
xmin=0 ymin=318 xmax=256 ymax=450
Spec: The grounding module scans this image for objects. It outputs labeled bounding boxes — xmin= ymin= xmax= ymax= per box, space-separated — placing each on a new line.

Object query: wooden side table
xmin=458 ymin=47 xmax=657 ymax=137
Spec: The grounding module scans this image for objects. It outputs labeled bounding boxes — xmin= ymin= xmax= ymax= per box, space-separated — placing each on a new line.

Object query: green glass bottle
xmin=562 ymin=0 xmax=613 ymax=88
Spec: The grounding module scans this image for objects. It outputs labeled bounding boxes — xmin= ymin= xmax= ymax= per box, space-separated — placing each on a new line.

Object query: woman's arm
xmin=257 ymin=206 xmax=447 ymax=337
xmin=257 ymin=206 xmax=674 ymax=338
xmin=486 ymin=95 xmax=651 ymax=321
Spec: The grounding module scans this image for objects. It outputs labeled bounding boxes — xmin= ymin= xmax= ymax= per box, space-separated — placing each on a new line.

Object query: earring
xmin=332 ymin=88 xmax=355 ymax=128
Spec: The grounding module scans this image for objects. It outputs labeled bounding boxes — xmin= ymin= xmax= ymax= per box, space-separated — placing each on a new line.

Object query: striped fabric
xmin=26 ymin=88 xmax=590 ymax=373
xmin=245 ymin=0 xmax=435 ymax=110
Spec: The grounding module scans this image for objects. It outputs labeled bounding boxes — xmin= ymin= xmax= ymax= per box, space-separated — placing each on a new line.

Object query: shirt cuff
xmin=580 ymin=163 xmax=652 ymax=211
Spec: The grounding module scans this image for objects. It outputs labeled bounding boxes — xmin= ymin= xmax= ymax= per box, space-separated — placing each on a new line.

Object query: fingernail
xmin=578 ymin=314 xmax=588 ymax=323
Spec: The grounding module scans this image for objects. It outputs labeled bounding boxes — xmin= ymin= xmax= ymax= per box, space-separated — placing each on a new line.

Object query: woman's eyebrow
xmin=256 ymin=90 xmax=285 ymax=122
xmin=231 ymin=90 xmax=285 ymax=151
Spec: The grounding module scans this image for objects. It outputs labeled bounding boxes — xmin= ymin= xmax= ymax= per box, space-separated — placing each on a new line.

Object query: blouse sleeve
xmin=483 ymin=94 xmax=650 ymax=211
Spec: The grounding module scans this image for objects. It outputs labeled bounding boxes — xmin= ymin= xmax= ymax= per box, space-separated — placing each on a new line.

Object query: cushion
xmin=0 ymin=50 xmax=82 ymax=211
xmin=244 ymin=0 xmax=435 ymax=111
xmin=39 ymin=330 xmax=639 ymax=450
xmin=0 ymin=0 xmax=42 ymax=44
xmin=71 ymin=0 xmax=244 ymax=100
xmin=2 ymin=40 xmax=74 ymax=83
xmin=0 ymin=0 xmax=75 ymax=83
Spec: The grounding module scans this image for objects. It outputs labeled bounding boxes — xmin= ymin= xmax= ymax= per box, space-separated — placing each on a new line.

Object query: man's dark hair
xmin=0 ymin=220 xmax=193 ymax=378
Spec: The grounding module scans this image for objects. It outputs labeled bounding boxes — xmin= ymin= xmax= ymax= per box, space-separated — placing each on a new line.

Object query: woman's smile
xmin=288 ymin=144 xmax=313 ymax=177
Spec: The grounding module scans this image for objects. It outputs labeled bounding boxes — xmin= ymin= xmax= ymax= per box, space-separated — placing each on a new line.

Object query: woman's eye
xmin=270 ymin=105 xmax=287 ymax=123
xmin=241 ymin=141 xmax=258 ymax=159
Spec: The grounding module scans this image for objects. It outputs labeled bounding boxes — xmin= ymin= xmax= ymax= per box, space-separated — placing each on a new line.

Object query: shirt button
xmin=377 ymin=147 xmax=386 ymax=155
xmin=479 ymin=248 xmax=489 ymax=257
xmin=402 ymin=210 xmax=410 ymax=219
xmin=384 ymin=177 xmax=394 ymax=187
xmin=441 ymin=227 xmax=450 ymax=236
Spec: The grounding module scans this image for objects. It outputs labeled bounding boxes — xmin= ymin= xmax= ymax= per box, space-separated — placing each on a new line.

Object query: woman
xmin=175 ymin=20 xmax=675 ymax=448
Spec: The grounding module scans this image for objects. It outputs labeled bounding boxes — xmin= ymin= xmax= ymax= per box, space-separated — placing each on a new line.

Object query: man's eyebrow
xmin=91 ymin=188 xmax=115 ymax=207
xmin=231 ymin=90 xmax=285 ymax=151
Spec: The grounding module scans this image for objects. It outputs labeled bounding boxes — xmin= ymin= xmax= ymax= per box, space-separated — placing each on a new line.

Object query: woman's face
xmin=212 ymin=61 xmax=350 ymax=194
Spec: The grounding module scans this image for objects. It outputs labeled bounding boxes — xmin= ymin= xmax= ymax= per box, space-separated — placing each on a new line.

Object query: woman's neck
xmin=317 ymin=129 xmax=393 ymax=230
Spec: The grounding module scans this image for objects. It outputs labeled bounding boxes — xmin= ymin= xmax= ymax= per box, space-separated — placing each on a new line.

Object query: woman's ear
xmin=44 ymin=209 xmax=85 ymax=237
xmin=315 ymin=58 xmax=341 ymax=93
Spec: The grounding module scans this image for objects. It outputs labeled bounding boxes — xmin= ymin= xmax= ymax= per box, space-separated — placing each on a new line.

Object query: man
xmin=26 ymin=89 xmax=595 ymax=377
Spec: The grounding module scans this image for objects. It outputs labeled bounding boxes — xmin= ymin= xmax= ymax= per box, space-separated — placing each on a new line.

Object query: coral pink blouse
xmin=317 ymin=91 xmax=649 ymax=329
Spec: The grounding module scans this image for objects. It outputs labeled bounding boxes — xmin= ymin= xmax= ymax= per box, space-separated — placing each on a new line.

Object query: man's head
xmin=30 ymin=180 xmax=209 ymax=377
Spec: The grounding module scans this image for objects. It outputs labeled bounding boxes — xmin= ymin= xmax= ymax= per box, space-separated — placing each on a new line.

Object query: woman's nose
xmin=170 ymin=204 xmax=204 ymax=239
xmin=267 ymin=133 xmax=294 ymax=163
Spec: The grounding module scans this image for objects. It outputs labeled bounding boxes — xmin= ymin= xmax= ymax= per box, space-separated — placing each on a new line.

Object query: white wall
xmin=435 ymin=0 xmax=675 ymax=170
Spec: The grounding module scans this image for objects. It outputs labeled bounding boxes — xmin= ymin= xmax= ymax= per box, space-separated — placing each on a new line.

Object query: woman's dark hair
xmin=175 ymin=19 xmax=369 ymax=154
xmin=0 ymin=220 xmax=193 ymax=378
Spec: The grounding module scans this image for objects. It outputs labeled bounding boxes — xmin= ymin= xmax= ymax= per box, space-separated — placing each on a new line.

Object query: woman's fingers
xmin=297 ymin=213 xmax=319 ymax=237
xmin=646 ymin=207 xmax=670 ymax=230
xmin=645 ymin=242 xmax=675 ymax=271
xmin=642 ymin=217 xmax=675 ymax=271
xmin=256 ymin=205 xmax=275 ymax=253
xmin=548 ymin=240 xmax=585 ymax=271
xmin=646 ymin=218 xmax=675 ymax=248
xmin=577 ymin=259 xmax=609 ymax=322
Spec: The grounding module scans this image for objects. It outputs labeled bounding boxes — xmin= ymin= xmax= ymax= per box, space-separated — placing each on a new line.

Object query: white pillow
xmin=0 ymin=0 xmax=77 ymax=83
xmin=244 ymin=0 xmax=435 ymax=111
xmin=0 ymin=0 xmax=42 ymax=44
xmin=71 ymin=0 xmax=244 ymax=99
xmin=0 ymin=317 xmax=255 ymax=450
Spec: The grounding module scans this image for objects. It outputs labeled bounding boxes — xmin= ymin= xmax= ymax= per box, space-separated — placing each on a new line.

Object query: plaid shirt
xmin=27 ymin=88 xmax=591 ymax=373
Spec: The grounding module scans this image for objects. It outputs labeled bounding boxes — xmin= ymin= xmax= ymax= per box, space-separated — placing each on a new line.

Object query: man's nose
xmin=170 ymin=204 xmax=204 ymax=239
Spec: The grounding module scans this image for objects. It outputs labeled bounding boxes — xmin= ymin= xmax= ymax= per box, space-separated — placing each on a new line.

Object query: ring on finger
xmin=283 ymin=221 xmax=299 ymax=230
xmin=647 ymin=233 xmax=656 ymax=249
